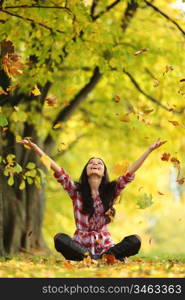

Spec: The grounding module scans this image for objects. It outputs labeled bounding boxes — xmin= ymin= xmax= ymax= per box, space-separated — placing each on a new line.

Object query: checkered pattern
xmin=54 ymin=168 xmax=135 ymax=255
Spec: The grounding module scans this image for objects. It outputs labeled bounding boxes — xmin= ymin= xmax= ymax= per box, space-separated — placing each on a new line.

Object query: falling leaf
xmin=143 ymin=119 xmax=152 ymax=125
xmin=6 ymin=84 xmax=19 ymax=92
xmin=2 ymin=127 xmax=8 ymax=132
xmin=0 ymin=89 xmax=8 ymax=95
xmin=45 ymin=96 xmax=57 ymax=106
xmin=163 ymin=65 xmax=174 ymax=75
xmin=134 ymin=48 xmax=148 ymax=56
xmin=138 ymin=186 xmax=144 ymax=192
xmin=40 ymin=155 xmax=51 ymax=170
xmin=53 ymin=122 xmax=62 ymax=129
xmin=137 ymin=193 xmax=153 ymax=209
xmin=179 ymin=78 xmax=185 ymax=82
xmin=114 ymin=95 xmax=121 ymax=103
xmin=2 ymin=53 xmax=24 ymax=77
xmin=161 ymin=153 xmax=171 ymax=161
xmin=13 ymin=106 xmax=19 ymax=112
xmin=170 ymin=157 xmax=180 ymax=165
xmin=149 ymin=238 xmax=152 ymax=245
xmin=113 ymin=161 xmax=129 ymax=175
xmin=168 ymin=120 xmax=179 ymax=126
xmin=176 ymin=178 xmax=185 ymax=185
xmin=153 ymin=79 xmax=160 ymax=88
xmin=31 ymin=85 xmax=41 ymax=96
xmin=119 ymin=113 xmax=131 ymax=122
xmin=158 ymin=191 xmax=165 ymax=195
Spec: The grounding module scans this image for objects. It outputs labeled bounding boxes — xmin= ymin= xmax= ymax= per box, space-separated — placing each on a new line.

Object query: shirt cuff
xmin=125 ymin=172 xmax=135 ymax=180
xmin=54 ymin=168 xmax=64 ymax=178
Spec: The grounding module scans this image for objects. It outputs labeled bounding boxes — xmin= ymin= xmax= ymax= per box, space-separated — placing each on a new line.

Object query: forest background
xmin=0 ymin=0 xmax=185 ymax=277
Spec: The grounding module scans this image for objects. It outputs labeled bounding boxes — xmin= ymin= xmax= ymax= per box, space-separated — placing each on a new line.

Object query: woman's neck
xmin=88 ymin=175 xmax=102 ymax=197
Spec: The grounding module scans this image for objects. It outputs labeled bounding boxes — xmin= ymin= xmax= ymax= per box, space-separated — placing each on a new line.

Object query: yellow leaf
xmin=113 ymin=161 xmax=129 ymax=175
xmin=119 ymin=113 xmax=131 ymax=122
xmin=19 ymin=180 xmax=25 ymax=190
xmin=40 ymin=155 xmax=51 ymax=170
xmin=31 ymin=85 xmax=41 ymax=96
xmin=53 ymin=122 xmax=62 ymax=129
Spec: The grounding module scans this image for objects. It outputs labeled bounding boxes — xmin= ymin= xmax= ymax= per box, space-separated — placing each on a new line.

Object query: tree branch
xmin=122 ymin=0 xmax=138 ymax=32
xmin=92 ymin=0 xmax=121 ymax=21
xmin=144 ymin=0 xmax=185 ymax=37
xmin=0 ymin=9 xmax=65 ymax=34
xmin=90 ymin=0 xmax=99 ymax=18
xmin=4 ymin=5 xmax=72 ymax=14
xmin=44 ymin=66 xmax=102 ymax=151
xmin=123 ymin=69 xmax=185 ymax=114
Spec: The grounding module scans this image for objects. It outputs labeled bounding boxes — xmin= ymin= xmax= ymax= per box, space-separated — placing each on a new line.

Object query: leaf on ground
xmin=64 ymin=260 xmax=74 ymax=269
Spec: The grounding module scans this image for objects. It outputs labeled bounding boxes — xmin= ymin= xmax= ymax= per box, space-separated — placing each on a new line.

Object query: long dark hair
xmin=77 ymin=157 xmax=117 ymax=224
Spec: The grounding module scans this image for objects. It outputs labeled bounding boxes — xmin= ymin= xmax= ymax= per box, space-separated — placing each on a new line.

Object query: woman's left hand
xmin=149 ymin=138 xmax=167 ymax=152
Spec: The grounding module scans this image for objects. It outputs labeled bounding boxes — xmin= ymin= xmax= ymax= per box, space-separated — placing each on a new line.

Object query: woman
xmin=18 ymin=138 xmax=166 ymax=261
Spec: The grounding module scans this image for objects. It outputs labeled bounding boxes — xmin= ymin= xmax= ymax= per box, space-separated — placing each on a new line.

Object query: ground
xmin=0 ymin=252 xmax=185 ymax=278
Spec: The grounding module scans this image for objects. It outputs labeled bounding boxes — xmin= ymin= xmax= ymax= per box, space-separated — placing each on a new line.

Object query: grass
xmin=0 ymin=251 xmax=185 ymax=278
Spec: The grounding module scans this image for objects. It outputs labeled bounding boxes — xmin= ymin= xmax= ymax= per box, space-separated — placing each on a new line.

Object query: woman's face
xmin=86 ymin=158 xmax=105 ymax=178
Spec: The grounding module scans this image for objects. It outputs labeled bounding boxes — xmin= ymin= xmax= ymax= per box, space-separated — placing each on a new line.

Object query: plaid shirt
xmin=54 ymin=168 xmax=135 ymax=255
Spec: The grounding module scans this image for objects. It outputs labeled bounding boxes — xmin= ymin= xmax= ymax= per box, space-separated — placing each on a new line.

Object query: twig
xmin=0 ymin=9 xmax=66 ymax=34
xmin=144 ymin=0 xmax=185 ymax=37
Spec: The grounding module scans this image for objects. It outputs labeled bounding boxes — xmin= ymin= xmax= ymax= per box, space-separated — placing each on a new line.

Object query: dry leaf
xmin=171 ymin=157 xmax=180 ymax=165
xmin=64 ymin=260 xmax=74 ymax=269
xmin=176 ymin=178 xmax=185 ymax=185
xmin=45 ymin=96 xmax=57 ymax=106
xmin=53 ymin=122 xmax=62 ymax=129
xmin=2 ymin=53 xmax=24 ymax=77
xmin=161 ymin=153 xmax=171 ymax=161
xmin=134 ymin=48 xmax=148 ymax=56
xmin=31 ymin=85 xmax=41 ymax=96
xmin=158 ymin=191 xmax=165 ymax=195
xmin=163 ymin=65 xmax=174 ymax=75
xmin=114 ymin=95 xmax=121 ymax=103
xmin=168 ymin=120 xmax=179 ymax=126
xmin=119 ymin=113 xmax=131 ymax=122
xmin=6 ymin=84 xmax=19 ymax=91
xmin=153 ymin=79 xmax=160 ymax=88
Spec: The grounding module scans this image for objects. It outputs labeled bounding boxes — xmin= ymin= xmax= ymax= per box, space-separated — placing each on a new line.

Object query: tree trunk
xmin=0 ymin=126 xmax=48 ymax=255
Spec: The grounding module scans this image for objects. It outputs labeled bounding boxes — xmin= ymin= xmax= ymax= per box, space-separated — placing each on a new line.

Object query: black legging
xmin=54 ymin=233 xmax=141 ymax=261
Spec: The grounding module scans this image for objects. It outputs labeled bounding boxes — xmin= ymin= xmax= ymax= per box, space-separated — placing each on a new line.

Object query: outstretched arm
xmin=128 ymin=138 xmax=167 ymax=174
xmin=17 ymin=139 xmax=61 ymax=173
